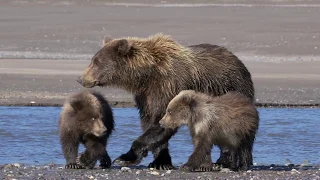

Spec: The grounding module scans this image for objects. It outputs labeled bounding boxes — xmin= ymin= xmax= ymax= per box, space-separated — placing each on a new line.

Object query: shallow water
xmin=0 ymin=107 xmax=319 ymax=166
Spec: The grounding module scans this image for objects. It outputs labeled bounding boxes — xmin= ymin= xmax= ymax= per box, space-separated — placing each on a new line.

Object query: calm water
xmin=0 ymin=107 xmax=319 ymax=166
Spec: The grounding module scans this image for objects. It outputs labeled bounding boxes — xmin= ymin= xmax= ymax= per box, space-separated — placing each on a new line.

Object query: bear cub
xmin=59 ymin=90 xmax=114 ymax=169
xmin=159 ymin=90 xmax=259 ymax=171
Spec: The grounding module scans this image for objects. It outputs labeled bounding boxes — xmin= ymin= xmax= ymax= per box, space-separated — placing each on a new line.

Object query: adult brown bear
xmin=77 ymin=33 xmax=254 ymax=170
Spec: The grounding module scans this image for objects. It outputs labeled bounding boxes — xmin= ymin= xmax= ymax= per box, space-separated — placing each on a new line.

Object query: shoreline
xmin=1 ymin=102 xmax=320 ymax=108
xmin=1 ymin=163 xmax=319 ymax=179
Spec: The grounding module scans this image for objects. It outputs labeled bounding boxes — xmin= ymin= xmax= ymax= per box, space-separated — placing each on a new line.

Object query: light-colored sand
xmin=0 ymin=0 xmax=319 ymax=107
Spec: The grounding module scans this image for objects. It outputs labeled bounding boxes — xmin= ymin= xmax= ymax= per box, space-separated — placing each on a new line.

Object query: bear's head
xmin=77 ymin=34 xmax=188 ymax=92
xmin=77 ymin=36 xmax=132 ymax=88
xmin=69 ymin=92 xmax=108 ymax=137
xmin=159 ymin=90 xmax=196 ymax=129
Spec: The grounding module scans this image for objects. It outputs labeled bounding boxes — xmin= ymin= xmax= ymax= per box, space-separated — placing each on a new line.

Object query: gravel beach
xmin=1 ymin=0 xmax=320 ymax=179
xmin=1 ymin=163 xmax=320 ymax=180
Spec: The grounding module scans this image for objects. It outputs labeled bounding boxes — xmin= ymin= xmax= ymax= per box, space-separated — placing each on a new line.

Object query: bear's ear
xmin=103 ymin=35 xmax=113 ymax=46
xmin=115 ymin=39 xmax=131 ymax=56
xmin=69 ymin=98 xmax=83 ymax=112
xmin=181 ymin=93 xmax=192 ymax=106
xmin=181 ymin=93 xmax=196 ymax=107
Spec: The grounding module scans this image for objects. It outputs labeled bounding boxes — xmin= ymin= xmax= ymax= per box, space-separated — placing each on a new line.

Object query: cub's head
xmin=77 ymin=36 xmax=132 ymax=88
xmin=159 ymin=90 xmax=196 ymax=129
xmin=69 ymin=91 xmax=108 ymax=137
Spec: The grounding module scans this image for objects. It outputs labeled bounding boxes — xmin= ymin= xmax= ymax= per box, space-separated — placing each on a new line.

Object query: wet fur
xmin=59 ymin=90 xmax=114 ymax=169
xmin=79 ymin=33 xmax=254 ymax=169
xmin=160 ymin=90 xmax=259 ymax=171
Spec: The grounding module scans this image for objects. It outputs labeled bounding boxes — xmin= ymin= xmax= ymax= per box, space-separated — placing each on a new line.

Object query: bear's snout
xmin=159 ymin=118 xmax=165 ymax=128
xmin=77 ymin=76 xmax=83 ymax=84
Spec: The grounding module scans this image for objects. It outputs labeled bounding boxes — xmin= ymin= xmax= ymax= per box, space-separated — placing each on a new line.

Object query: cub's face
xmin=159 ymin=96 xmax=191 ymax=129
xmin=78 ymin=37 xmax=131 ymax=88
xmin=78 ymin=105 xmax=108 ymax=137
xmin=89 ymin=116 xmax=107 ymax=137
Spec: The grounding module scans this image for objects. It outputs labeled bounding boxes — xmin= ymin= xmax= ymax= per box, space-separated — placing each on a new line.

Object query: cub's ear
xmin=103 ymin=35 xmax=113 ymax=46
xmin=69 ymin=98 xmax=83 ymax=112
xmin=116 ymin=39 xmax=131 ymax=56
xmin=181 ymin=93 xmax=192 ymax=106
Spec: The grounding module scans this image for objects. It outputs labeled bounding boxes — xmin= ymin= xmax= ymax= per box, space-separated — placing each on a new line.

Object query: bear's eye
xmin=168 ymin=110 xmax=172 ymax=114
xmin=92 ymin=118 xmax=95 ymax=121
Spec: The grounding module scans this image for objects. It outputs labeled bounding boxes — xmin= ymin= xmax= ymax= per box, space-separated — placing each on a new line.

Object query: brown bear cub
xmin=59 ymin=90 xmax=114 ymax=169
xmin=159 ymin=90 xmax=259 ymax=172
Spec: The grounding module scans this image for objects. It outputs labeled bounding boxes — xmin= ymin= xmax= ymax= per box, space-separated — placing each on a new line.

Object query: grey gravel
xmin=1 ymin=163 xmax=319 ymax=180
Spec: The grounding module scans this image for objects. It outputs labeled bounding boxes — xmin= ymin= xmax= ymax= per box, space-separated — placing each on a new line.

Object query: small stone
xmin=220 ymin=168 xmax=231 ymax=173
xmin=285 ymin=163 xmax=294 ymax=167
xmin=4 ymin=164 xmax=13 ymax=169
xmin=291 ymin=169 xmax=300 ymax=174
xmin=247 ymin=170 xmax=252 ymax=173
xmin=136 ymin=170 xmax=141 ymax=175
xmin=166 ymin=170 xmax=172 ymax=174
xmin=161 ymin=173 xmax=165 ymax=176
xmin=149 ymin=168 xmax=154 ymax=170
xmin=197 ymin=176 xmax=201 ymax=179
xmin=121 ymin=167 xmax=131 ymax=172
xmin=88 ymin=175 xmax=94 ymax=179
xmin=13 ymin=163 xmax=21 ymax=168
xmin=30 ymin=101 xmax=35 ymax=104
xmin=150 ymin=171 xmax=160 ymax=176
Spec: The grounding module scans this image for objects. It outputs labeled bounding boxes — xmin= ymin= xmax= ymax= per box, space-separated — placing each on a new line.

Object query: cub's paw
xmin=193 ymin=164 xmax=219 ymax=172
xmin=76 ymin=154 xmax=97 ymax=169
xmin=65 ymin=163 xmax=84 ymax=169
xmin=179 ymin=164 xmax=195 ymax=172
xmin=148 ymin=162 xmax=175 ymax=170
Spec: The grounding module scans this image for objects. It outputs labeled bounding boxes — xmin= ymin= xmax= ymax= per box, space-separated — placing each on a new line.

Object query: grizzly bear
xmin=159 ymin=90 xmax=259 ymax=171
xmin=59 ymin=90 xmax=114 ymax=169
xmin=77 ymin=33 xmax=254 ymax=170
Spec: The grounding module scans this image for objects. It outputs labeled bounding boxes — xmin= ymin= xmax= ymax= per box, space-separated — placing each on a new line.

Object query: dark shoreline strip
xmin=0 ymin=102 xmax=319 ymax=108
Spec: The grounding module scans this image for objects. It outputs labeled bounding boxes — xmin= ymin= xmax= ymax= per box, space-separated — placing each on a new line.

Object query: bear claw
xmin=148 ymin=162 xmax=175 ymax=170
xmin=65 ymin=163 xmax=83 ymax=169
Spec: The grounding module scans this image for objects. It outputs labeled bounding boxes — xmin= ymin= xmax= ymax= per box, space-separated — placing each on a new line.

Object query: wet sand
xmin=1 ymin=58 xmax=320 ymax=107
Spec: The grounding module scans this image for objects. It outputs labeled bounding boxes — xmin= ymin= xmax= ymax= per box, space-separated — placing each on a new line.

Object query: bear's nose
xmin=77 ymin=76 xmax=82 ymax=84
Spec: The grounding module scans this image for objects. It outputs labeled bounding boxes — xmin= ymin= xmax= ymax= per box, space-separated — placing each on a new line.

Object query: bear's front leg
xmin=180 ymin=141 xmax=214 ymax=172
xmin=148 ymin=143 xmax=175 ymax=170
xmin=113 ymin=125 xmax=176 ymax=169
xmin=99 ymin=151 xmax=112 ymax=169
xmin=60 ymin=134 xmax=81 ymax=169
xmin=77 ymin=141 xmax=106 ymax=169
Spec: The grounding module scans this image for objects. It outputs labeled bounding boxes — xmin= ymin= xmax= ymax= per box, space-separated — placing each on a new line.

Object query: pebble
xmin=285 ymin=163 xmax=295 ymax=168
xmin=149 ymin=171 xmax=160 ymax=176
xmin=120 ymin=167 xmax=131 ymax=172
xmin=166 ymin=170 xmax=172 ymax=174
xmin=13 ymin=163 xmax=22 ymax=168
xmin=247 ymin=170 xmax=252 ymax=173
xmin=291 ymin=169 xmax=301 ymax=174
xmin=136 ymin=170 xmax=141 ymax=175
xmin=220 ymin=168 xmax=231 ymax=173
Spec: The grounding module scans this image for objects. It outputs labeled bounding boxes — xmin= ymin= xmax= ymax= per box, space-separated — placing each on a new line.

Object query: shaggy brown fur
xmin=78 ymin=33 xmax=254 ymax=170
xmin=159 ymin=90 xmax=259 ymax=171
xmin=59 ymin=90 xmax=114 ymax=169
